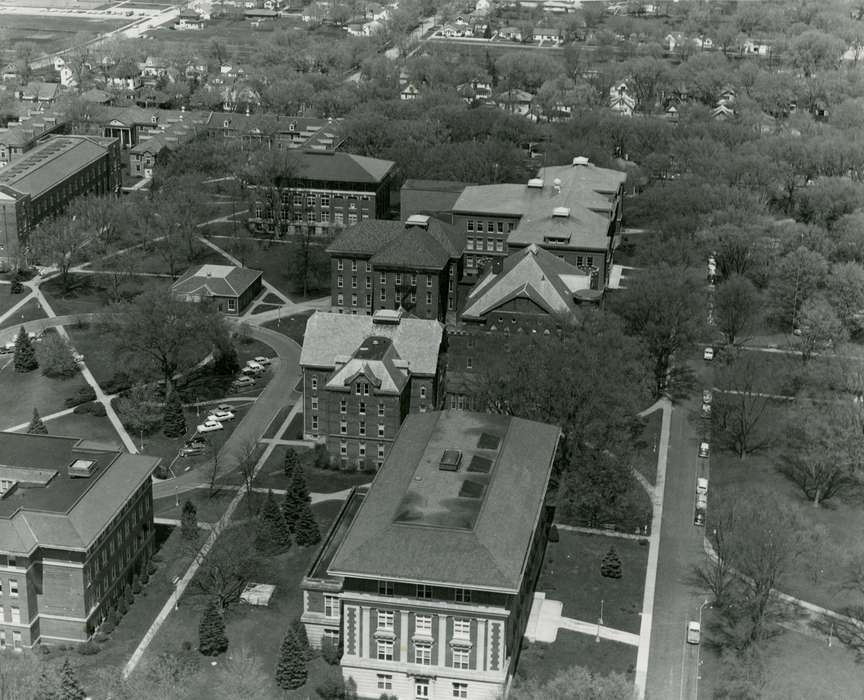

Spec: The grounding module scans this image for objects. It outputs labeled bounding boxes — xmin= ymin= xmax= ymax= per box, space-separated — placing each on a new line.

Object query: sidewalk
xmin=524 ymin=593 xmax=640 ymax=647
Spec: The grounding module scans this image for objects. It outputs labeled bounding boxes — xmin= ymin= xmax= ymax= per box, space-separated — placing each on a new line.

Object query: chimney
xmin=405 ymin=214 xmax=430 ymax=230
xmin=527 ymin=177 xmax=544 ymax=189
xmin=572 ymin=156 xmax=590 ymax=167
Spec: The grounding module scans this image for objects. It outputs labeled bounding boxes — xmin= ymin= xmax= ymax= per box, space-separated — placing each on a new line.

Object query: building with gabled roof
xmin=326 ymin=216 xmax=464 ymax=321
xmin=300 ymin=409 xmax=561 ymax=700
xmin=171 ymin=264 xmax=263 ymax=315
xmin=0 ymin=431 xmax=159 ymax=647
xmin=400 ymin=179 xmax=471 ymax=221
xmin=205 ymin=113 xmax=344 ymax=151
xmin=300 ymin=310 xmax=444 ymax=467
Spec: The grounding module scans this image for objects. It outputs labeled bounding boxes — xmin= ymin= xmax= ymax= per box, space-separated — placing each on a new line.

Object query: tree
xmin=293 ymin=500 xmax=321 ymax=547
xmin=13 ymin=327 xmax=38 ymax=373
xmin=115 ymin=383 xmax=164 ymax=435
xmin=162 ymin=387 xmax=187 ymax=438
xmin=713 ymin=275 xmax=762 ymax=347
xmin=198 ymin=599 xmax=229 ymax=656
xmin=286 ymin=237 xmax=330 ymax=298
xmin=508 ymin=664 xmax=635 ymax=700
xmin=613 ymin=265 xmax=705 ymax=395
xmin=59 ymin=657 xmax=86 ymax=700
xmin=234 ymin=438 xmax=260 ymax=516
xmin=825 ymin=262 xmax=864 ymax=336
xmin=767 ymin=246 xmax=828 ymax=329
xmin=188 ymin=524 xmax=255 ymax=609
xmin=256 ymin=489 xmax=292 ymax=552
xmin=181 ymin=500 xmax=198 ymax=542
xmin=36 ymin=332 xmax=79 ymax=378
xmin=66 ymin=193 xmax=131 ymax=254
xmin=600 ymin=546 xmax=623 ymax=579
xmin=237 ymin=147 xmax=297 ymax=241
xmin=212 ymin=645 xmax=273 ymax=700
xmin=274 ymin=629 xmax=307 ymax=690
xmin=27 ymin=407 xmax=48 ymax=435
xmin=798 ymin=293 xmax=847 ymax=362
xmin=283 ymin=447 xmax=301 ymax=477
xmin=283 ymin=463 xmax=312 ymax=532
xmin=28 ymin=215 xmax=91 ymax=291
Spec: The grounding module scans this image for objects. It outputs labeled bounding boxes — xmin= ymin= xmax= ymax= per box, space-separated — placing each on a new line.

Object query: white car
xmin=703 ymin=347 xmax=714 ymax=361
xmin=233 ymin=376 xmax=255 ymax=387
xmin=696 ymin=493 xmax=708 ymax=510
xmin=687 ymin=620 xmax=701 ymax=644
xmin=0 ymin=342 xmax=14 ymax=354
xmin=245 ymin=360 xmax=265 ymax=372
xmin=253 ymin=356 xmax=272 ymax=366
xmin=208 ymin=410 xmax=235 ymax=422
xmin=196 ymin=420 xmax=223 ymax=433
xmin=697 ymin=477 xmax=708 ymax=495
xmin=698 ymin=441 xmax=710 ymax=458
xmin=241 ymin=366 xmax=262 ymax=377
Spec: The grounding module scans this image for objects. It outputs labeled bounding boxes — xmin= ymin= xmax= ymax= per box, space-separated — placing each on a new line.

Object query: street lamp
xmin=139 ymin=429 xmax=144 ymax=452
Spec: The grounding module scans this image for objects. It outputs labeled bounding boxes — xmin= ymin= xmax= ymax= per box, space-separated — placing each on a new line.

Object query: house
xmin=300 ymin=409 xmax=561 ymax=700
xmin=741 ymin=39 xmax=771 ymax=57
xmin=16 ymin=82 xmax=59 ymax=106
xmin=665 ymin=104 xmax=679 ymax=122
xmin=609 ymin=81 xmax=635 ymax=116
xmin=175 ymin=9 xmax=205 ymax=29
xmin=326 ymin=215 xmax=464 ymax=320
xmin=495 ymin=89 xmax=534 ymax=117
xmin=1 ymin=64 xmax=19 ymax=83
xmin=104 ymin=61 xmax=142 ymax=92
xmin=475 ymin=0 xmax=490 ymax=12
xmin=52 ymin=56 xmax=66 ymax=72
xmin=711 ymin=103 xmax=734 ymax=121
xmin=299 ymin=310 xmax=445 ymax=466
xmin=498 ymin=26 xmax=522 ymax=41
xmin=140 ymin=56 xmax=170 ymax=85
xmin=58 ymin=65 xmax=77 ymax=89
xmin=0 ymin=135 xmax=121 ymax=268
xmin=78 ymin=88 xmax=113 ymax=105
xmin=842 ymin=45 xmax=864 ymax=62
xmin=247 ymin=150 xmax=395 ymax=237
xmin=0 ymin=431 xmax=159 ymax=647
xmin=457 ymin=80 xmax=493 ymax=104
xmin=362 ymin=19 xmax=384 ymax=35
xmin=205 ymin=113 xmax=343 ymax=151
xmin=400 ymin=83 xmax=420 ymax=101
xmin=0 ymin=112 xmax=67 ymax=168
xmin=400 ymin=179 xmax=471 ymax=221
xmin=128 ymin=112 xmax=209 ymax=177
xmin=533 ymin=26 xmax=560 ymax=42
xmin=450 ymin=156 xmax=627 ymax=287
xmin=171 ymin=264 xmax=263 ymax=315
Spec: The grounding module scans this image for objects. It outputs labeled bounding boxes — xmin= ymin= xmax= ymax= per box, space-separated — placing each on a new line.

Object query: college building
xmin=0 ymin=134 xmax=121 ymax=269
xmin=326 ymin=215 xmax=464 ymax=322
xmin=171 ymin=264 xmax=264 ymax=315
xmin=301 ymin=410 xmax=561 ymax=700
xmin=0 ymin=432 xmax=159 ymax=647
xmin=299 ymin=310 xmax=444 ymax=468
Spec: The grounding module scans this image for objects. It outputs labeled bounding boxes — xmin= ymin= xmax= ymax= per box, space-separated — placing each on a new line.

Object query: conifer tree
xmin=257 ymin=489 xmax=292 ymax=552
xmin=13 ymin=326 xmax=38 ymax=372
xmin=283 ymin=465 xmax=311 ymax=532
xmin=181 ymin=499 xmax=198 ymax=541
xmin=59 ymin=657 xmax=86 ymax=700
xmin=34 ymin=667 xmax=57 ymax=700
xmin=162 ymin=387 xmax=187 ymax=437
xmin=28 ymin=407 xmax=48 ymax=435
xmin=291 ymin=616 xmax=315 ymax=661
xmin=293 ymin=500 xmax=321 ymax=547
xmin=199 ymin=599 xmax=229 ymax=656
xmin=283 ymin=447 xmax=301 ymax=477
xmin=274 ymin=628 xmax=307 ymax=690
xmin=600 ymin=546 xmax=623 ymax=579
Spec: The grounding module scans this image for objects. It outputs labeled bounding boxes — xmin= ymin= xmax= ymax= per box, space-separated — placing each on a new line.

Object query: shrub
xmin=182 ymin=640 xmax=193 ymax=651
xmin=548 ymin=525 xmax=559 ymax=543
xmin=140 ymin=569 xmax=150 ymax=585
xmin=198 ymin=600 xmax=228 ymax=656
xmin=64 ymin=387 xmax=96 ymax=408
xmin=36 ymin=333 xmax=79 ymax=378
xmin=90 ymin=403 xmax=107 ymax=417
xmin=125 ymin=583 xmax=134 ymax=605
xmin=118 ymin=597 xmax=128 ymax=616
xmin=94 ymin=633 xmax=109 ymax=643
xmin=316 ymin=676 xmax=346 ymax=700
xmin=320 ymin=638 xmax=343 ymax=665
xmin=148 ymin=561 xmax=157 ymax=575
xmin=600 ymin=546 xmax=623 ymax=579
xmin=103 ymin=372 xmax=134 ymax=394
xmin=107 ymin=608 xmax=119 ymax=627
xmin=73 ymin=401 xmax=99 ymax=415
xmin=312 ymin=444 xmax=330 ymax=470
xmin=40 ymin=645 xmax=52 ymax=655
xmin=76 ymin=641 xmax=101 ymax=656
xmin=132 ymin=577 xmax=142 ymax=595
xmin=101 ymin=620 xmax=114 ymax=635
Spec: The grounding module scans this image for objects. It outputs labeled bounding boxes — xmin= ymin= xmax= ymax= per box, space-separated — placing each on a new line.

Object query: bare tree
xmin=236 ymin=147 xmax=297 ymax=241
xmin=713 ymin=274 xmax=762 ymax=347
xmin=28 ymin=215 xmax=92 ymax=291
xmin=187 ymin=524 xmax=256 ymax=610
xmin=233 ymin=437 xmax=260 ymax=515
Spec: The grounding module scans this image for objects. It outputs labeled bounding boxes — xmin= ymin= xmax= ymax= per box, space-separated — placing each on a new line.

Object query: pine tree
xmin=274 ymin=628 xmax=307 ymax=690
xmin=162 ymin=387 xmax=187 ymax=437
xmin=13 ymin=326 xmax=38 ymax=372
xmin=181 ymin=499 xmax=199 ymax=541
xmin=283 ymin=465 xmax=311 ymax=532
xmin=59 ymin=657 xmax=86 ymax=700
xmin=600 ymin=546 xmax=623 ymax=579
xmin=283 ymin=447 xmax=301 ymax=477
xmin=256 ymin=489 xmax=292 ymax=552
xmin=293 ymin=500 xmax=321 ymax=547
xmin=199 ymin=599 xmax=229 ymax=656
xmin=28 ymin=407 xmax=48 ymax=435
xmin=291 ymin=617 xmax=315 ymax=661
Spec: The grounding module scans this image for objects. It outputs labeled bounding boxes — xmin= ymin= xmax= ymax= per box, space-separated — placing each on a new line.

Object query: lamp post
xmin=139 ymin=429 xmax=144 ymax=452
xmin=697 ymin=599 xmax=710 ymax=681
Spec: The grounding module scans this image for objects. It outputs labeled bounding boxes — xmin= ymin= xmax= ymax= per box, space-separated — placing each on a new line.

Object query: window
xmin=454 ymin=589 xmax=472 ymax=603
xmin=420 ymin=386 xmax=427 ymax=400
xmin=351 ymin=276 xmax=357 ymax=288
xmin=414 ymin=641 xmax=432 ymax=665
xmin=334 ymin=211 xmax=344 ymax=225
xmin=337 ymin=275 xmax=343 ymax=288
xmin=10 ymin=607 xmax=19 ymax=624
xmin=395 ymin=273 xmax=402 ymax=286
xmin=340 ymin=441 xmax=347 ymax=456
xmin=337 ymin=293 xmax=344 ymax=306
xmin=467 ymin=237 xmax=474 ymax=251
xmin=452 ymin=681 xmax=469 ymax=697
xmin=324 ymin=595 xmax=339 ymax=618
xmin=486 ymin=238 xmax=493 ymax=251
xmin=362 ymin=382 xmax=370 ymax=396
xmin=416 ymin=584 xmax=432 ymax=600
xmin=576 ymin=255 xmax=584 ymax=267
xmin=377 ymin=640 xmax=394 ymax=661
xmin=0 ymin=634 xmax=4 ymax=650
xmin=587 ymin=255 xmax=594 ymax=266
xmin=425 ymin=291 xmax=432 ymax=305
xmin=311 ymin=397 xmax=318 ymax=411
xmin=11 ymin=632 xmax=20 ymax=650
xmin=467 ymin=220 xmax=474 ymax=232
xmin=340 ymin=399 xmax=347 ymax=414
xmin=378 ymin=580 xmax=394 ymax=596
xmin=508 ymin=221 xmax=516 ymax=232
xmin=415 ymin=613 xmax=432 ymax=635
xmin=306 ymin=195 xmax=315 ymax=207
xmin=366 ymin=276 xmax=372 ymax=289
xmin=377 ymin=675 xmax=393 ymax=691
xmin=359 ymin=401 xmax=366 ymax=415
xmin=452 ymin=648 xmax=470 ymax=670
xmin=359 ymin=442 xmax=366 ymax=457
xmin=340 ymin=421 xmax=347 ymax=435
xmin=410 ymin=290 xmax=416 ymax=303
xmin=351 ymin=259 xmax=357 ymax=272
xmin=416 ymin=680 xmax=430 ymax=699
xmin=365 ymin=294 xmax=372 ymax=307
xmin=377 ymin=610 xmax=394 ymax=631
xmin=410 ymin=273 xmax=417 ymax=287
xmin=311 ymin=377 xmax=318 ymax=391
xmin=496 ymin=240 xmax=504 ymax=252
xmin=427 ymin=274 xmax=433 ymax=287
xmin=378 ymin=443 xmax=386 ymax=459
xmin=359 ymin=421 xmax=366 ymax=437
xmin=311 ymin=415 xmax=318 ymax=431
xmin=453 ymin=618 xmax=471 ymax=639
xmin=466 ymin=256 xmax=475 ymax=269
xmin=366 ymin=262 xmax=372 ymax=273
xmin=307 ymin=211 xmax=316 ymax=223
xmin=378 ymin=403 xmax=385 ymax=417
xmin=380 ymin=288 xmax=386 ymax=302
xmin=487 ymin=221 xmax=494 ymax=233
xmin=323 ymin=628 xmax=340 ymax=646
xmin=378 ymin=424 xmax=385 ymax=437
xmin=380 ymin=272 xmax=387 ymax=285
xmin=497 ymin=221 xmax=504 ymax=233
xmin=321 ymin=194 xmax=330 ymax=208
xmin=466 ymin=357 xmax=473 ymax=369
xmin=348 ymin=213 xmax=357 ymax=224
xmin=351 ymin=294 xmax=358 ymax=307
xmin=9 ymin=580 xmax=17 ymax=597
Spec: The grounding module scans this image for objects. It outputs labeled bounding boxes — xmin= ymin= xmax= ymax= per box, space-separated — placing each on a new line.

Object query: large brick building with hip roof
xmin=301 ymin=410 xmax=561 ymax=700
xmin=0 ymin=432 xmax=159 ymax=647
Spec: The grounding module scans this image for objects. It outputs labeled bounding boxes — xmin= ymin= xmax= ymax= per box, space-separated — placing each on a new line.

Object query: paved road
xmin=644 ymin=398 xmax=711 ymax=700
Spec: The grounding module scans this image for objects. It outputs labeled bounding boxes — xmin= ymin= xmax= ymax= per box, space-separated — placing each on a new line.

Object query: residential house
xmin=175 ymin=9 xmax=205 ymax=29
xmin=140 ymin=56 xmax=170 ymax=87
xmin=533 ymin=26 xmax=560 ymax=42
xmin=78 ymin=88 xmax=113 ymax=105
xmin=495 ymin=89 xmax=534 ymax=117
xmin=0 ymin=112 xmax=68 ymax=168
xmin=171 ymin=264 xmax=263 ymax=314
xmin=300 ymin=409 xmax=561 ymax=700
xmin=326 ymin=215 xmax=464 ymax=320
xmin=498 ymin=26 xmax=523 ymax=41
xmin=0 ymin=135 xmax=121 ymax=268
xmin=741 ymin=39 xmax=771 ymax=57
xmin=400 ymin=83 xmax=420 ymax=101
xmin=103 ymin=61 xmax=143 ymax=93
xmin=609 ymin=81 xmax=635 ymax=116
xmin=16 ymin=82 xmax=60 ymax=107
xmin=299 ymin=310 xmax=444 ymax=466
xmin=400 ymin=179 xmax=470 ymax=221
xmin=711 ymin=103 xmax=734 ymax=121
xmin=205 ymin=113 xmax=343 ymax=150
xmin=1 ymin=64 xmax=19 ymax=83
xmin=58 ymin=65 xmax=77 ymax=89
xmin=128 ymin=111 xmax=209 ymax=177
xmin=0 ymin=432 xmax=159 ymax=646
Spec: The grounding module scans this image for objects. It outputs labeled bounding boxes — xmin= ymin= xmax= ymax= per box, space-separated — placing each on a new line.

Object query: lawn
xmin=632 ymin=408 xmax=662 ymax=485
xmin=260 ymin=402 xmax=300 ymax=440
xmin=153 ymin=487 xmax=238 ymax=524
xmin=253 ymin=445 xmax=372 ymax=494
xmin=261 ymin=309 xmax=313 ymax=346
xmin=537 ymin=531 xmax=647 ymax=635
xmin=44 ymin=411 xmax=122 ymax=447
xmin=515 ymin=630 xmax=636 ymax=685
xmin=66 ymin=321 xmax=147 ymax=386
xmin=0 ymin=296 xmax=47 ymax=330
xmin=0 ymin=361 xmax=88 ymax=430
xmin=0 ymin=15 xmax=129 ymax=57
xmin=0 ymin=289 xmax=30 ymax=319
xmin=40 ymin=273 xmax=171 ymax=317
xmin=90 ymin=242 xmax=228 ymax=277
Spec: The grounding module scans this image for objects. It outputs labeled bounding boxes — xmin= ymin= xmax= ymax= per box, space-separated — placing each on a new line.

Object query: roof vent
xmin=572 ymin=156 xmax=590 ymax=167
xmin=527 ymin=177 xmax=544 ymax=189
xmin=553 ymin=207 xmax=570 ymax=218
xmin=372 ymin=309 xmax=402 ymax=325
xmin=439 ymin=450 xmax=462 ymax=471
xmin=68 ymin=459 xmax=96 ymax=478
xmin=405 ymin=214 xmax=430 ymax=230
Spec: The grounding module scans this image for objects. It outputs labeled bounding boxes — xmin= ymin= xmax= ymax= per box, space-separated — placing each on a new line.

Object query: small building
xmin=175 ymin=9 xmax=205 ymax=30
xmin=495 ymin=89 xmax=534 ymax=117
xmin=17 ymin=82 xmax=60 ymax=106
xmin=400 ymin=83 xmax=420 ymax=101
xmin=171 ymin=264 xmax=263 ymax=315
xmin=498 ymin=26 xmax=523 ymax=41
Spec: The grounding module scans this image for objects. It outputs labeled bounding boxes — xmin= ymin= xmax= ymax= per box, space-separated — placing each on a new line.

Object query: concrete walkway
xmin=4 ymin=406 xmax=76 ymax=432
xmin=524 ymin=593 xmax=640 ymax=647
xmin=555 ymin=523 xmax=650 ymax=542
xmin=197 ymin=235 xmax=292 ymax=307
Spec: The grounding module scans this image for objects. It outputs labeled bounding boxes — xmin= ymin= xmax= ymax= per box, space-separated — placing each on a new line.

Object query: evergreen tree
xmin=600 ymin=546 xmax=623 ymax=579
xmin=13 ymin=326 xmax=38 ymax=372
xmin=181 ymin=499 xmax=199 ymax=541
xmin=274 ymin=628 xmax=307 ymax=690
xmin=293 ymin=500 xmax=321 ymax=547
xmin=291 ymin=616 xmax=315 ymax=661
xmin=34 ymin=667 xmax=57 ymax=700
xmin=59 ymin=657 xmax=86 ymax=700
xmin=283 ymin=447 xmax=301 ymax=477
xmin=283 ymin=465 xmax=311 ymax=532
xmin=162 ymin=386 xmax=187 ymax=437
xmin=199 ymin=599 xmax=229 ymax=656
xmin=9 ymin=271 xmax=23 ymax=295
xmin=256 ymin=489 xmax=292 ymax=552
xmin=28 ymin=407 xmax=48 ymax=435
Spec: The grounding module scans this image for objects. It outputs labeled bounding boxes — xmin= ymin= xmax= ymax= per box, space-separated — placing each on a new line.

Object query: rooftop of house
xmin=80 ymin=104 xmax=210 ymax=128
xmin=461 ymin=244 xmax=592 ymax=320
xmin=326 ymin=217 xmax=464 ymax=270
xmin=172 ymin=264 xmax=262 ymax=298
xmin=205 ymin=113 xmax=344 ymax=150
xmin=0 ymin=111 xmax=66 ymax=147
xmin=328 ymin=410 xmax=561 ymax=592
xmin=20 ymin=82 xmax=59 ymax=102
xmin=289 ymin=150 xmax=394 ymax=184
xmin=0 ymin=135 xmax=116 ymax=198
xmin=453 ymin=159 xmax=627 ymax=251
xmin=301 ymin=310 xmax=443 ymax=377
xmin=0 ymin=432 xmax=159 ymax=555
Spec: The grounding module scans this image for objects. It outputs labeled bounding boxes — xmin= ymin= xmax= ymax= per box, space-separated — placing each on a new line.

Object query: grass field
xmin=252 ymin=445 xmax=372 ymax=493
xmin=261 ymin=310 xmax=313 ymax=346
xmin=0 ymin=296 xmax=47 ymax=331
xmin=45 ymin=410 xmax=122 ymax=447
xmin=0 ymin=15 xmax=129 ymax=58
xmin=0 ymin=358 xmax=88 ymax=430
xmin=516 ymin=630 xmax=636 ymax=685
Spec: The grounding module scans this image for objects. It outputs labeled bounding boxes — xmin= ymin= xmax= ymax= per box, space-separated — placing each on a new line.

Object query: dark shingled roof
xmin=291 ymin=151 xmax=394 ymax=184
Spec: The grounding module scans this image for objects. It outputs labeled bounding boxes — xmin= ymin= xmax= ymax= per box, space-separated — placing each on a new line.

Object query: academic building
xmin=301 ymin=410 xmax=561 ymax=700
xmin=0 ymin=432 xmax=159 ymax=647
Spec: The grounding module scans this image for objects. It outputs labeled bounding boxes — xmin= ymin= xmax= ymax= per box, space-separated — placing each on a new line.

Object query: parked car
xmin=702 ymin=389 xmax=712 ymax=404
xmin=253 ymin=356 xmax=272 ymax=365
xmin=179 ymin=445 xmax=204 ymax=457
xmin=694 ymin=509 xmax=705 ymax=526
xmin=0 ymin=342 xmax=14 ymax=354
xmin=233 ymin=376 xmax=255 ymax=387
xmin=698 ymin=441 xmax=710 ymax=458
xmin=696 ymin=477 xmax=708 ymax=495
xmin=245 ymin=360 xmax=264 ymax=372
xmin=208 ymin=410 xmax=235 ymax=422
xmin=703 ymin=347 xmax=714 ymax=361
xmin=241 ymin=366 xmax=262 ymax=377
xmin=696 ymin=493 xmax=708 ymax=510
xmin=217 ymin=403 xmax=233 ymax=412
xmin=686 ymin=620 xmax=701 ymax=644
xmin=196 ymin=420 xmax=224 ymax=433
xmin=72 ymin=351 xmax=84 ymax=363
xmin=185 ymin=438 xmax=206 ymax=449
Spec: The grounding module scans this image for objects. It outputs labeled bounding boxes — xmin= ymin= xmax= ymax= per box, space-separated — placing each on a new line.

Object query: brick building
xmin=0 ymin=432 xmax=159 ymax=647
xmin=326 ymin=215 xmax=464 ymax=321
xmin=451 ymin=157 xmax=627 ymax=287
xmin=301 ymin=410 xmax=561 ymax=700
xmin=171 ymin=264 xmax=263 ymax=315
xmin=0 ymin=135 xmax=121 ymax=269
xmin=399 ymin=179 xmax=470 ymax=222
xmin=0 ymin=112 xmax=68 ymax=168
xmin=205 ymin=113 xmax=344 ymax=151
xmin=299 ymin=310 xmax=444 ymax=467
